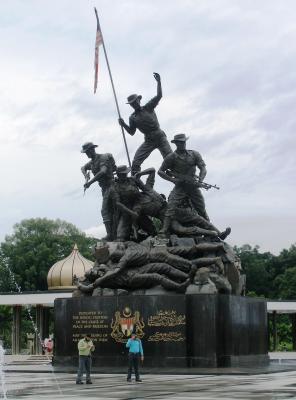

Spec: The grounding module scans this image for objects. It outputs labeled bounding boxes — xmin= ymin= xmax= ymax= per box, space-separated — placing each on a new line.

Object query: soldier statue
xmin=77 ymin=68 xmax=239 ymax=296
xmin=109 ymin=165 xmax=141 ymax=241
xmin=77 ymin=242 xmax=190 ymax=293
xmin=76 ymin=241 xmax=229 ymax=295
xmin=78 ymin=262 xmax=190 ymax=294
xmin=118 ymin=73 xmax=172 ymax=175
xmin=170 ymin=197 xmax=231 ymax=240
xmin=110 ymin=166 xmax=167 ymax=240
xmin=158 ymin=133 xmax=209 ymax=236
xmin=132 ymin=168 xmax=167 ymax=233
xmin=81 ymin=142 xmax=116 ymax=240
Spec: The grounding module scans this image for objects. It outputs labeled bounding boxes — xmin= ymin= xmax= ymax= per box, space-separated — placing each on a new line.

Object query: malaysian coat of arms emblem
xmin=111 ymin=307 xmax=145 ymax=343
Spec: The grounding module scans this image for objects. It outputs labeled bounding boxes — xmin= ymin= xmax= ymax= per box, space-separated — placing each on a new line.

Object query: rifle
xmin=167 ymin=171 xmax=220 ymax=191
xmin=199 ymin=181 xmax=220 ymax=191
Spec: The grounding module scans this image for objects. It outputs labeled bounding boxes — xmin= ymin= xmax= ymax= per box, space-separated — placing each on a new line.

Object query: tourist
xmin=43 ymin=337 xmax=53 ymax=356
xmin=76 ymin=334 xmax=95 ymax=384
xmin=126 ymin=333 xmax=144 ymax=382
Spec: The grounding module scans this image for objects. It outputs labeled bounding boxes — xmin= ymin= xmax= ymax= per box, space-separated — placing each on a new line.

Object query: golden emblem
xmin=111 ymin=307 xmax=145 ymax=343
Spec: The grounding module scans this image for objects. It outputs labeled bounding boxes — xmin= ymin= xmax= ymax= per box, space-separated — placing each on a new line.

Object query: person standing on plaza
xmin=43 ymin=337 xmax=53 ymax=356
xmin=118 ymin=73 xmax=172 ymax=175
xmin=76 ymin=334 xmax=95 ymax=384
xmin=126 ymin=333 xmax=144 ymax=382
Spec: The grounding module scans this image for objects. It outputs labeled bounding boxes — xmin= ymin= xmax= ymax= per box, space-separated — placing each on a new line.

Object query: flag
xmin=94 ymin=10 xmax=103 ymax=94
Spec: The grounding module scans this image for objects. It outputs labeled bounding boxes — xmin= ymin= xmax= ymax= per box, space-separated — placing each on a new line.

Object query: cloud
xmin=84 ymin=224 xmax=105 ymax=240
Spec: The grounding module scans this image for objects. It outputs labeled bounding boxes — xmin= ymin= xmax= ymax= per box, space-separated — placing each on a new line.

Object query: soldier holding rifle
xmin=158 ymin=134 xmax=212 ymax=236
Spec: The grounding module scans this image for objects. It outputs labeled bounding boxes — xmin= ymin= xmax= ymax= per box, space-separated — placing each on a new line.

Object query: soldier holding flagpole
xmin=118 ymin=73 xmax=172 ymax=175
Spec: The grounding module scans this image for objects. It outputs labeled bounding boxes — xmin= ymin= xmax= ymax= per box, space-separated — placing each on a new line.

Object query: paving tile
xmin=3 ymin=371 xmax=296 ymax=399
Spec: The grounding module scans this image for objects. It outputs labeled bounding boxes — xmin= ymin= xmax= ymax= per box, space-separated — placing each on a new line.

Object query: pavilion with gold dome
xmin=47 ymin=243 xmax=93 ymax=290
xmin=0 ymin=244 xmax=93 ymax=355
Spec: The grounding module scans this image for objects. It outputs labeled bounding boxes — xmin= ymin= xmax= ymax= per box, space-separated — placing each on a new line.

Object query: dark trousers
xmin=127 ymin=353 xmax=140 ymax=380
xmin=132 ymin=131 xmax=172 ymax=174
xmin=166 ymin=183 xmax=209 ymax=221
xmin=77 ymin=355 xmax=91 ymax=382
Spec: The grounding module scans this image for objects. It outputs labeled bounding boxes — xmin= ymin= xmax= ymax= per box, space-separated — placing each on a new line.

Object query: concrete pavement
xmin=3 ymin=370 xmax=296 ymax=399
xmin=2 ymin=353 xmax=296 ymax=399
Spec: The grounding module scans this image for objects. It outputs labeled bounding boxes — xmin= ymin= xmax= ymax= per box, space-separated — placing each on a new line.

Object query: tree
xmin=0 ymin=306 xmax=12 ymax=347
xmin=0 ymin=218 xmax=97 ymax=292
xmin=274 ymin=266 xmax=296 ymax=300
xmin=234 ymin=244 xmax=274 ymax=297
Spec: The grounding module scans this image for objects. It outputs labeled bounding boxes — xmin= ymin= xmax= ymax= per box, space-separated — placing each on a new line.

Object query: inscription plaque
xmin=54 ymin=294 xmax=268 ymax=368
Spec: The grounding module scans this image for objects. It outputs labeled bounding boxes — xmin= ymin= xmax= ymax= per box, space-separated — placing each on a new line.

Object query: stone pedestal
xmin=53 ymin=294 xmax=269 ymax=368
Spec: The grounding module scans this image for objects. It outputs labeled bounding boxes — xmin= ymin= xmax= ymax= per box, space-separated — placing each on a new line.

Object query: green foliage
xmin=274 ymin=267 xmax=296 ymax=300
xmin=235 ymin=243 xmax=296 ymax=351
xmin=0 ymin=306 xmax=12 ymax=347
xmin=234 ymin=243 xmax=296 ymax=300
xmin=234 ymin=244 xmax=274 ymax=298
xmin=269 ymin=315 xmax=293 ymax=351
xmin=0 ymin=218 xmax=97 ymax=292
xmin=276 ymin=315 xmax=292 ymax=349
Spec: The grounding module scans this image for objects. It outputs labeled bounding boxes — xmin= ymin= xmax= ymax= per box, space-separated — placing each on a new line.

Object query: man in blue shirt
xmin=126 ymin=333 xmax=144 ymax=382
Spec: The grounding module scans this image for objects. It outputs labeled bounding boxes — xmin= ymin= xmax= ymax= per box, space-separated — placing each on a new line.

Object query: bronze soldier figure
xmin=110 ymin=165 xmax=141 ymax=241
xmin=158 ymin=133 xmax=209 ymax=236
xmin=132 ymin=167 xmax=167 ymax=231
xmin=77 ymin=242 xmax=190 ymax=293
xmin=76 ymin=241 xmax=229 ymax=294
xmin=170 ymin=198 xmax=231 ymax=240
xmin=110 ymin=166 xmax=166 ymax=240
xmin=79 ymin=263 xmax=190 ymax=293
xmin=118 ymin=73 xmax=172 ymax=175
xmin=81 ymin=142 xmax=116 ymax=240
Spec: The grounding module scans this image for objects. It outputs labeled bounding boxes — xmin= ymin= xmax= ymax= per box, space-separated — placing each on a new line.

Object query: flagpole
xmin=94 ymin=8 xmax=132 ymax=169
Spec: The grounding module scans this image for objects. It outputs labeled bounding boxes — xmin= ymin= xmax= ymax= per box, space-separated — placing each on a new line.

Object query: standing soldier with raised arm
xmin=81 ymin=142 xmax=116 ymax=240
xmin=118 ymin=73 xmax=172 ymax=175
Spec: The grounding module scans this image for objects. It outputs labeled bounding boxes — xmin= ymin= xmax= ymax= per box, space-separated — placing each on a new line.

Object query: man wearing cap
xmin=158 ymin=134 xmax=209 ymax=236
xmin=118 ymin=73 xmax=172 ymax=175
xmin=81 ymin=142 xmax=116 ymax=240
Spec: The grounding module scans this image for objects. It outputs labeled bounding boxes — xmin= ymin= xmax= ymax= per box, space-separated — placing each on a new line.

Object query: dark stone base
xmin=53 ymin=294 xmax=269 ymax=368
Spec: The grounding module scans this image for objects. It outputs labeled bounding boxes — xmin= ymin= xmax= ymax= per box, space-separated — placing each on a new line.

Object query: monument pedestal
xmin=53 ymin=294 xmax=268 ymax=369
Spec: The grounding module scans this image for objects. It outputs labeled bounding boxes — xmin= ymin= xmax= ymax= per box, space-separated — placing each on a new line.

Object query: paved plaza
xmin=0 ymin=369 xmax=296 ymax=400
xmin=2 ymin=354 xmax=296 ymax=399
xmin=2 ymin=370 xmax=296 ymax=399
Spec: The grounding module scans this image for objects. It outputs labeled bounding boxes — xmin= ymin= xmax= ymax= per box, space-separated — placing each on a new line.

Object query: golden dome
xmin=47 ymin=244 xmax=93 ymax=290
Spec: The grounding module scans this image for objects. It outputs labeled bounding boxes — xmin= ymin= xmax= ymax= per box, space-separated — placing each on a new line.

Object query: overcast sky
xmin=0 ymin=0 xmax=295 ymax=254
